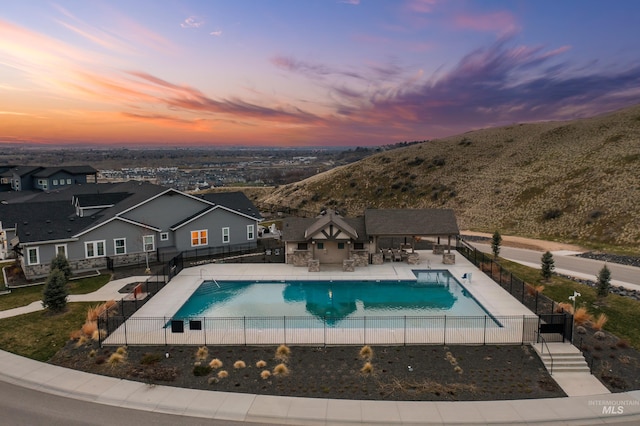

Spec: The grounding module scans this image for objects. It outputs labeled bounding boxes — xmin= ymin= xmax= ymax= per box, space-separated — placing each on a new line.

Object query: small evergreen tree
xmin=596 ymin=264 xmax=611 ymax=298
xmin=50 ymin=252 xmax=72 ymax=280
xmin=491 ymin=231 xmax=502 ymax=258
xmin=540 ymin=251 xmax=555 ymax=281
xmin=42 ymin=268 xmax=69 ymax=313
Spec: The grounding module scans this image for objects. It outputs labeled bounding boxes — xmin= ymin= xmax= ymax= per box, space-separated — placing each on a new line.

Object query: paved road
xmin=471 ymin=243 xmax=640 ymax=291
xmin=0 ymin=380 xmax=277 ymax=426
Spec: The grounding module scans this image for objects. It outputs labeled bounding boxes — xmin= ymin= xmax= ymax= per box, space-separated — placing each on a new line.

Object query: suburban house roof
xmin=199 ymin=192 xmax=263 ymax=219
xmin=1 ymin=181 xmax=262 ymax=245
xmin=364 ymin=208 xmax=460 ymax=236
xmin=31 ymin=166 xmax=98 ymax=177
xmin=1 ymin=166 xmax=42 ymax=177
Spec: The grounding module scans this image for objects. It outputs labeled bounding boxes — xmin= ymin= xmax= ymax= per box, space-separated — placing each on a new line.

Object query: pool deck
xmin=104 ymin=250 xmax=538 ymax=346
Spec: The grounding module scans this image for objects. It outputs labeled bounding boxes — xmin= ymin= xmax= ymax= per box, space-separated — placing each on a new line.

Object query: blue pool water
xmin=172 ymin=270 xmax=496 ymax=326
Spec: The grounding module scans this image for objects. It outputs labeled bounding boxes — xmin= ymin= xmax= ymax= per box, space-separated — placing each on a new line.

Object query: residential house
xmin=0 ymin=165 xmax=98 ymax=192
xmin=0 ymin=181 xmax=262 ymax=279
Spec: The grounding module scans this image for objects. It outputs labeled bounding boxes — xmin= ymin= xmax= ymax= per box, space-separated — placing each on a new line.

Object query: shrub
xmin=141 ymin=353 xmax=162 ymax=365
xmin=82 ymin=321 xmax=98 ymax=337
xmin=573 ymin=307 xmax=593 ymax=325
xmin=193 ymin=364 xmax=212 ymax=376
xmin=92 ymin=329 xmax=106 ymax=341
xmin=273 ymin=363 xmax=289 ymax=376
xmin=542 ymin=208 xmax=563 ymax=221
xmin=195 ymin=346 xmax=208 ymax=361
xmin=217 ymin=370 xmax=229 ymax=379
xmin=596 ymin=265 xmax=612 ymax=297
xmin=233 ymin=360 xmax=246 ymax=369
xmin=108 ymin=352 xmax=125 ymax=366
xmin=275 ymin=344 xmax=291 ymax=361
xmin=592 ymin=313 xmax=608 ymax=331
xmin=50 ymin=253 xmax=72 ymax=280
xmin=361 ymin=362 xmax=374 ymax=374
xmin=359 ymin=345 xmax=373 ymax=360
xmin=75 ymin=335 xmax=88 ymax=348
xmin=88 ymin=349 xmax=96 ymax=358
xmin=454 ymin=366 xmax=463 ymax=374
xmin=261 ymin=370 xmax=271 ymax=380
xmin=209 ymin=358 xmax=223 ymax=369
xmin=256 ymin=360 xmax=267 ymax=368
xmin=116 ymin=346 xmax=127 ymax=355
xmin=540 ymin=251 xmax=555 ymax=281
xmin=42 ymin=268 xmax=68 ymax=313
xmin=555 ymin=302 xmax=574 ymax=314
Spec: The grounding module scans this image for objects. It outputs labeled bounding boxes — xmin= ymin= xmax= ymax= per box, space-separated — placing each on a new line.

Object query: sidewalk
xmin=0 ymin=348 xmax=638 ymax=425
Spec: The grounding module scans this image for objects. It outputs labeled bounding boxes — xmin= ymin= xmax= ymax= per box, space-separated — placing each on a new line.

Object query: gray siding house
xmin=0 ymin=165 xmax=97 ymax=192
xmin=0 ymin=181 xmax=262 ymax=279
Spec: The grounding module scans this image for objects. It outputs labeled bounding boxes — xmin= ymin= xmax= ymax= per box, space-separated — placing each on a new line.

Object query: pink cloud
xmin=454 ymin=11 xmax=520 ymax=36
xmin=404 ymin=0 xmax=438 ymax=14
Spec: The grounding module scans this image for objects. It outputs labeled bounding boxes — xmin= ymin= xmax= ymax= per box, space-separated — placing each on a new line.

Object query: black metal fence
xmin=457 ymin=241 xmax=573 ymax=343
xmin=99 ymin=314 xmax=542 ymax=347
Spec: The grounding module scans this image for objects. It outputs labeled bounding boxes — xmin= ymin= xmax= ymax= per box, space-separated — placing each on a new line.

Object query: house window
xmin=143 ymin=235 xmax=155 ymax=252
xmin=55 ymin=244 xmax=67 ymax=257
xmin=297 ymin=243 xmax=308 ymax=250
xmin=53 ymin=179 xmax=58 ymax=186
xmin=160 ymin=232 xmax=169 ymax=241
xmin=85 ymin=240 xmax=105 ymax=258
xmin=338 ymin=242 xmax=345 ymax=250
xmin=114 ymin=238 xmax=126 ymax=255
xmin=66 ymin=179 xmax=72 ymax=184
xmin=191 ymin=230 xmax=208 ymax=247
xmin=222 ymin=227 xmax=230 ymax=243
xmin=317 ymin=242 xmax=324 ymax=249
xmin=38 ymin=179 xmax=47 ymax=190
xmin=27 ymin=247 xmax=39 ymax=265
xmin=354 ymin=242 xmax=364 ymax=250
xmin=247 ymin=225 xmax=254 ymax=240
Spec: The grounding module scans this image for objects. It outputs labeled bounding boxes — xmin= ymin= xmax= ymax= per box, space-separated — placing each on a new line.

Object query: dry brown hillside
xmin=257 ymin=105 xmax=640 ymax=251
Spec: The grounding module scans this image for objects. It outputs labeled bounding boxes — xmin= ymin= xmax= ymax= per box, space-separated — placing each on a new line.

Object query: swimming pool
xmin=172 ymin=270 xmax=499 ymax=327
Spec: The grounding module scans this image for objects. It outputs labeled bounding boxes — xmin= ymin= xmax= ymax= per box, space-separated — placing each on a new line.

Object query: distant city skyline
xmin=2 ymin=0 xmax=640 ymax=147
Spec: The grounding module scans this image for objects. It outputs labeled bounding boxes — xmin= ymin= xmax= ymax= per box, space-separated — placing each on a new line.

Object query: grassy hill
xmin=256 ymin=105 xmax=640 ymax=253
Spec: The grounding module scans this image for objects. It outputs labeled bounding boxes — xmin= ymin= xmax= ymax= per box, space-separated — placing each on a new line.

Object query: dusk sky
xmin=2 ymin=1 xmax=640 ymax=147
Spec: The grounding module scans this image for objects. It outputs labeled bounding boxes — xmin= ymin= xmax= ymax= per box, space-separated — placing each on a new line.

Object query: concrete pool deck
xmin=104 ymin=250 xmax=539 ymax=346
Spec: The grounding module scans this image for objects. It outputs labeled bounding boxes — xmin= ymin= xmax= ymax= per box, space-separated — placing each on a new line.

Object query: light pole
xmin=568 ymin=291 xmax=580 ymax=344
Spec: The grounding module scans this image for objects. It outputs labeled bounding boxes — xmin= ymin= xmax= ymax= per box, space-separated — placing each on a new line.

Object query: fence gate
xmin=538 ymin=313 xmax=573 ymax=342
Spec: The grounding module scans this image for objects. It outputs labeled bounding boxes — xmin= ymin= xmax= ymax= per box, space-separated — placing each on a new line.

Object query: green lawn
xmin=500 ymin=258 xmax=640 ymax=349
xmin=0 ymin=274 xmax=111 ymax=311
xmin=0 ymin=303 xmax=91 ymax=361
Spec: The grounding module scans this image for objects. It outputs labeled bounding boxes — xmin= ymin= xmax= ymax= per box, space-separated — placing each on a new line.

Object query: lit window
xmin=191 ymin=230 xmax=208 ymax=247
xmin=66 ymin=179 xmax=72 ymax=184
xmin=222 ymin=227 xmax=230 ymax=243
xmin=247 ymin=225 xmax=254 ymax=240
xmin=143 ymin=235 xmax=155 ymax=252
xmin=53 ymin=179 xmax=58 ymax=185
xmin=85 ymin=241 xmax=105 ymax=258
xmin=114 ymin=238 xmax=126 ymax=255
xmin=27 ymin=247 xmax=39 ymax=265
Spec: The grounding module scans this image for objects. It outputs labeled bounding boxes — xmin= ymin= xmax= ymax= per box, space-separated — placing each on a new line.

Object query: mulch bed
xmin=50 ymin=343 xmax=567 ymax=401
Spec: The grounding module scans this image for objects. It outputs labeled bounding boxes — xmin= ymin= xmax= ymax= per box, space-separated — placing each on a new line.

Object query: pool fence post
xmin=404 ymin=316 xmax=407 ymax=346
xmin=443 ymin=315 xmax=447 ymax=345
xmin=284 ymin=316 xmax=286 ymax=345
xmin=164 ymin=316 xmax=167 ymax=346
xmin=243 ymin=316 xmax=247 ymax=345
xmin=535 ymin=292 xmax=539 ymax=314
xmin=203 ymin=317 xmax=206 ymax=346
xmin=324 ymin=317 xmax=326 ymax=347
xmin=123 ymin=315 xmax=127 ymax=346
xmin=483 ymin=316 xmax=487 ymax=345
xmin=364 ymin=316 xmax=367 ymax=345
xmin=522 ymin=315 xmax=525 ymax=345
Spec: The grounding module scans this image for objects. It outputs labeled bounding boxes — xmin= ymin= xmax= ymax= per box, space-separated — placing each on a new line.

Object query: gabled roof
xmin=304 ymin=210 xmax=358 ymax=239
xmin=282 ymin=215 xmax=367 ymax=242
xmin=199 ymin=192 xmax=263 ymax=219
xmin=74 ymin=192 xmax=131 ymax=208
xmin=365 ymin=209 xmax=459 ymax=236
xmin=32 ymin=166 xmax=97 ymax=177
xmin=3 ymin=166 xmax=42 ymax=177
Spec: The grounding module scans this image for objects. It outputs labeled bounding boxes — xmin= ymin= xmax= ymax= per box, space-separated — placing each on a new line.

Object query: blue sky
xmin=1 ymin=0 xmax=639 ymax=146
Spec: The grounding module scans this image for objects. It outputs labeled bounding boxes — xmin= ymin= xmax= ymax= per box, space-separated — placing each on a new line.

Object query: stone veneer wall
xmin=290 ymin=250 xmax=312 ymax=266
xmin=350 ymin=250 xmax=369 ymax=267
